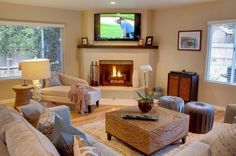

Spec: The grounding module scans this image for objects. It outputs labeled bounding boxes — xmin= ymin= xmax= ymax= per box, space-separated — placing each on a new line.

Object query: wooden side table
xmin=12 ymin=85 xmax=34 ymax=108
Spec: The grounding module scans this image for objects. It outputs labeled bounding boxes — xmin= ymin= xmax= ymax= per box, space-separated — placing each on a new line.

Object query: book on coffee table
xmin=121 ymin=113 xmax=159 ymax=121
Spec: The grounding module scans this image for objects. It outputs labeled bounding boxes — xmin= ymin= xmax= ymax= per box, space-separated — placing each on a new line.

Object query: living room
xmin=0 ymin=0 xmax=236 ymax=156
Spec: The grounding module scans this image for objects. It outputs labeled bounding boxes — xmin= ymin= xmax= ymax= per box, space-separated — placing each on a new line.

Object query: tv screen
xmin=94 ymin=13 xmax=141 ymax=41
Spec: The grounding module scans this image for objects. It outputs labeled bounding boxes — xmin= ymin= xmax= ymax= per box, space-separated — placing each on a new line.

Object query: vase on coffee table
xmin=138 ymin=99 xmax=154 ymax=113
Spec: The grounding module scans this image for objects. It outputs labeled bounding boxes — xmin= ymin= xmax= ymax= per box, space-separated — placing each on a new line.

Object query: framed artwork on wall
xmin=145 ymin=36 xmax=153 ymax=46
xmin=178 ymin=30 xmax=202 ymax=51
xmin=82 ymin=37 xmax=88 ymax=45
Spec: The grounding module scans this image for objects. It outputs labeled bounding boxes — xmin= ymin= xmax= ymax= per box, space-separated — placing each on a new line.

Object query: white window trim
xmin=0 ymin=20 xmax=65 ymax=28
xmin=205 ymin=19 xmax=236 ymax=86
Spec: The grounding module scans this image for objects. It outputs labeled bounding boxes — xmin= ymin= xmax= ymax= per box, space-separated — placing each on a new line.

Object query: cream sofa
xmin=0 ymin=105 xmax=120 ymax=156
xmin=41 ymin=73 xmax=101 ymax=113
xmin=176 ymin=104 xmax=236 ymax=156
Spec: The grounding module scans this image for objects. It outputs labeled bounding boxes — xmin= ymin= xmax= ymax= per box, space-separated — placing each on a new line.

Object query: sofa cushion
xmin=41 ymin=86 xmax=70 ymax=97
xmin=74 ymin=135 xmax=101 ymax=156
xmin=45 ymin=72 xmax=62 ymax=87
xmin=6 ymin=119 xmax=60 ymax=156
xmin=37 ymin=108 xmax=86 ymax=156
xmin=175 ymin=141 xmax=210 ymax=156
xmin=0 ymin=105 xmax=23 ymax=142
xmin=199 ymin=122 xmax=231 ymax=144
xmin=18 ymin=100 xmax=44 ymax=127
xmin=0 ymin=137 xmax=9 ymax=156
xmin=209 ymin=124 xmax=236 ymax=156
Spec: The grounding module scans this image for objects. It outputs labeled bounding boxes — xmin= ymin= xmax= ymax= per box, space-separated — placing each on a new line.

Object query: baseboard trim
xmin=0 ymin=99 xmax=14 ymax=105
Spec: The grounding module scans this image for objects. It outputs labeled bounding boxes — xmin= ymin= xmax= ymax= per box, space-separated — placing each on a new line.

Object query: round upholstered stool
xmin=158 ymin=96 xmax=185 ymax=112
xmin=184 ymin=102 xmax=215 ymax=134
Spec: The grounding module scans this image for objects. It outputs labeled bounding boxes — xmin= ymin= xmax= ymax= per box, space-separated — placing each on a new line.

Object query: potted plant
xmin=137 ymin=91 xmax=154 ymax=113
xmin=137 ymin=64 xmax=154 ymax=113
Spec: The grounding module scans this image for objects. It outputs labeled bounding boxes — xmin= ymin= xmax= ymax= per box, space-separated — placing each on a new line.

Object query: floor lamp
xmin=20 ymin=59 xmax=51 ymax=102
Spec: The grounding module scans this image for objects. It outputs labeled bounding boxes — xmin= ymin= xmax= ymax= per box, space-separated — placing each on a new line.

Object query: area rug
xmin=77 ymin=121 xmax=222 ymax=156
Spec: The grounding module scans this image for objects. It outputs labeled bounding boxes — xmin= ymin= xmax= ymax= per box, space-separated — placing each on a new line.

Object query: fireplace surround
xmin=99 ymin=60 xmax=133 ymax=86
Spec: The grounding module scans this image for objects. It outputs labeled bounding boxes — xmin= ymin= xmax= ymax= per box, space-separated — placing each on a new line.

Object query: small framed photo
xmin=178 ymin=30 xmax=202 ymax=51
xmin=81 ymin=37 xmax=88 ymax=45
xmin=138 ymin=39 xmax=144 ymax=46
xmin=145 ymin=36 xmax=153 ymax=46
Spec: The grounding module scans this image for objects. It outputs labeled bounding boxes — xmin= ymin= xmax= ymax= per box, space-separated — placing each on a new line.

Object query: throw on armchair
xmin=41 ymin=72 xmax=101 ymax=113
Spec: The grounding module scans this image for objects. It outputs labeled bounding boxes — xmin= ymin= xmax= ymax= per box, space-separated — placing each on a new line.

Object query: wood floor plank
xmin=71 ymin=105 xmax=225 ymax=127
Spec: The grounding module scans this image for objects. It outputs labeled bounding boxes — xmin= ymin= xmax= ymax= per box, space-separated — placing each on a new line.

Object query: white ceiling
xmin=0 ymin=0 xmax=218 ymax=11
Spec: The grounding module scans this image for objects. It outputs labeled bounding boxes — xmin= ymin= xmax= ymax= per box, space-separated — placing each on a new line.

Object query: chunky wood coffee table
xmin=105 ymin=106 xmax=190 ymax=155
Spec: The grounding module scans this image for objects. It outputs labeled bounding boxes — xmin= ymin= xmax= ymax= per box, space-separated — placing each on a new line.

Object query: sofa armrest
xmin=48 ymin=105 xmax=71 ymax=125
xmin=58 ymin=73 xmax=88 ymax=86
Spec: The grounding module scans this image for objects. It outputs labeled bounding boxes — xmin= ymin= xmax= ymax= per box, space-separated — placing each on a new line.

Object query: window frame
xmin=205 ymin=19 xmax=236 ymax=87
xmin=0 ymin=20 xmax=65 ymax=80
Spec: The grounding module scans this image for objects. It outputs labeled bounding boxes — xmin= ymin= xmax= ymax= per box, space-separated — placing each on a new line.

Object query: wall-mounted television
xmin=94 ymin=13 xmax=141 ymax=41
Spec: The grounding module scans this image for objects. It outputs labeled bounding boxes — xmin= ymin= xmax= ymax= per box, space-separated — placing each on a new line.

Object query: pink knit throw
xmin=68 ymin=83 xmax=94 ymax=114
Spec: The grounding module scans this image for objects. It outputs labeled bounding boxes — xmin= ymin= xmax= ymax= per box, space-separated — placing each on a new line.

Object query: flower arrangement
xmin=137 ymin=64 xmax=154 ymax=113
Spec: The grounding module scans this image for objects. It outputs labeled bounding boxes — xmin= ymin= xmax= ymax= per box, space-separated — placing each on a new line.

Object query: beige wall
xmin=154 ymin=0 xmax=236 ymax=107
xmin=0 ymin=3 xmax=81 ymax=100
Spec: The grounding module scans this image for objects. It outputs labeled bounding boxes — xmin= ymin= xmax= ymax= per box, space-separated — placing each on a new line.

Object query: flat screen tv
xmin=94 ymin=13 xmax=141 ymax=41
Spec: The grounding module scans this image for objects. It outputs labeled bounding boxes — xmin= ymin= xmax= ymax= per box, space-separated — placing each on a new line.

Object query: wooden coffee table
xmin=105 ymin=106 xmax=189 ymax=155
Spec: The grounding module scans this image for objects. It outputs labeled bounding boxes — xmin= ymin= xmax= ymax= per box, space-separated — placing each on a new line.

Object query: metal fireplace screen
xmin=99 ymin=60 xmax=133 ymax=86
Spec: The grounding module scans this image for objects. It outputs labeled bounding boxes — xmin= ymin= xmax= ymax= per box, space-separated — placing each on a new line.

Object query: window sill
xmin=206 ymin=80 xmax=236 ymax=87
xmin=0 ymin=76 xmax=21 ymax=81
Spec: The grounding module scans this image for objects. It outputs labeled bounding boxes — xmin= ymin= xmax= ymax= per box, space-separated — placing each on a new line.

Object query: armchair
xmin=224 ymin=104 xmax=236 ymax=124
xmin=41 ymin=73 xmax=101 ymax=113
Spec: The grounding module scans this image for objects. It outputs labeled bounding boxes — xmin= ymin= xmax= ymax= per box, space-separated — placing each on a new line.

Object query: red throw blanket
xmin=68 ymin=83 xmax=95 ymax=114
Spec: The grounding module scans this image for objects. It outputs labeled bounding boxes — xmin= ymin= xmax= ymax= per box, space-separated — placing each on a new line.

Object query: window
xmin=0 ymin=21 xmax=64 ymax=79
xmin=206 ymin=20 xmax=236 ymax=85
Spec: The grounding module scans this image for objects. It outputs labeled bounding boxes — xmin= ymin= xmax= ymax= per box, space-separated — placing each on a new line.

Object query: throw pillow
xmin=73 ymin=135 xmax=101 ymax=156
xmin=6 ymin=119 xmax=60 ymax=156
xmin=45 ymin=72 xmax=62 ymax=87
xmin=18 ymin=100 xmax=43 ymax=127
xmin=209 ymin=124 xmax=236 ymax=156
xmin=37 ymin=108 xmax=86 ymax=156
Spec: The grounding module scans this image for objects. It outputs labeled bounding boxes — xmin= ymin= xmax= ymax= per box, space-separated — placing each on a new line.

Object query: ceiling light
xmin=110 ymin=1 xmax=116 ymax=5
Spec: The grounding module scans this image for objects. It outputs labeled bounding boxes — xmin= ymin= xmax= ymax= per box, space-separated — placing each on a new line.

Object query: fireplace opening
xmin=99 ymin=60 xmax=133 ymax=86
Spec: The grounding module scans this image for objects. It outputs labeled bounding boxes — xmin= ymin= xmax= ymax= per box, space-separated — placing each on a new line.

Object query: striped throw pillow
xmin=37 ymin=108 xmax=87 ymax=156
xmin=74 ymin=135 xmax=101 ymax=156
xmin=209 ymin=124 xmax=236 ymax=156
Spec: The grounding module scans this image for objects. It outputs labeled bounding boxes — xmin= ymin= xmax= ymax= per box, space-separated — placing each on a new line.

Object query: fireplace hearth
xmin=99 ymin=60 xmax=133 ymax=86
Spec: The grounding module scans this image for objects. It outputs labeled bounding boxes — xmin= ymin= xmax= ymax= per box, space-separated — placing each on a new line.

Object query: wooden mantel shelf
xmin=77 ymin=45 xmax=158 ymax=49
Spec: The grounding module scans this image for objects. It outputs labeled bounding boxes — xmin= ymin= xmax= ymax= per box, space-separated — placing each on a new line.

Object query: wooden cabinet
xmin=167 ymin=72 xmax=199 ymax=102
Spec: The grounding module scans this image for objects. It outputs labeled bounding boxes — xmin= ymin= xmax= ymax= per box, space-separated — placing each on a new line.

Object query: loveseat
xmin=41 ymin=72 xmax=101 ymax=113
xmin=0 ymin=104 xmax=120 ymax=156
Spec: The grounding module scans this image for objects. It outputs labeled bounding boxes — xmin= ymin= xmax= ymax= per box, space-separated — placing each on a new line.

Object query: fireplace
xmin=99 ymin=60 xmax=133 ymax=86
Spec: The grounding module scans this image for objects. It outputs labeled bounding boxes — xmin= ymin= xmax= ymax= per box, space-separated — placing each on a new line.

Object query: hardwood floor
xmin=71 ymin=105 xmax=225 ymax=127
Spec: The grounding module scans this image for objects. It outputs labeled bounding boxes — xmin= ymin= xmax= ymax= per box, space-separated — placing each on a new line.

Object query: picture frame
xmin=145 ymin=36 xmax=153 ymax=46
xmin=178 ymin=30 xmax=202 ymax=51
xmin=138 ymin=39 xmax=144 ymax=46
xmin=82 ymin=37 xmax=88 ymax=45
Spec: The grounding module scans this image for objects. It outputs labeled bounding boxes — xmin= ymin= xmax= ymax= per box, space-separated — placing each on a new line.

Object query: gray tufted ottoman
xmin=158 ymin=96 xmax=185 ymax=112
xmin=184 ymin=102 xmax=215 ymax=134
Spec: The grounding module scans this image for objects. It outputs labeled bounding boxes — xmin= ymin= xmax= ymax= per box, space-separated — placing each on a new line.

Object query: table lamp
xmin=20 ymin=59 xmax=51 ymax=101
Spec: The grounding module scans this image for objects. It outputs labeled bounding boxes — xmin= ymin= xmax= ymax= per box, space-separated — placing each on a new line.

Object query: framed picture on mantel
xmin=178 ymin=30 xmax=202 ymax=51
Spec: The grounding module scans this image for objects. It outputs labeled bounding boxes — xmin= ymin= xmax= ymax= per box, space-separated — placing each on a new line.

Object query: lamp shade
xmin=20 ymin=59 xmax=51 ymax=80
